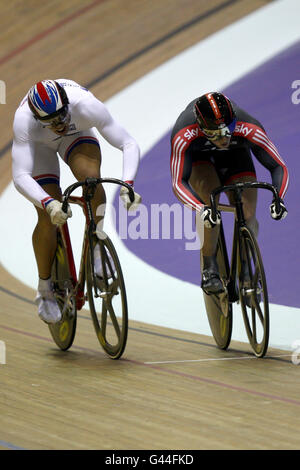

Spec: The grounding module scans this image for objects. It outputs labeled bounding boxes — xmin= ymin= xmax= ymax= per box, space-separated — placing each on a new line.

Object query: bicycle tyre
xmin=86 ymin=233 xmax=128 ymax=360
xmin=203 ymin=223 xmax=233 ymax=350
xmin=48 ymin=230 xmax=77 ymax=351
xmin=238 ymin=226 xmax=269 ymax=358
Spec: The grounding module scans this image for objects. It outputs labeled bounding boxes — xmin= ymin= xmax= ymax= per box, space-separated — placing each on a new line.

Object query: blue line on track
xmin=0 ymin=439 xmax=26 ymax=450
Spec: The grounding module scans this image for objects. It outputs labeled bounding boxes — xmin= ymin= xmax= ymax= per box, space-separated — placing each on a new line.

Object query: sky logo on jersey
xmin=183 ymin=127 xmax=199 ymax=141
xmin=234 ymin=123 xmax=253 ymax=137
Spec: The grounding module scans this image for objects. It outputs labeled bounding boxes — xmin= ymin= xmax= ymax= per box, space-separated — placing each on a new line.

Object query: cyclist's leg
xmin=189 ymin=161 xmax=224 ymax=293
xmin=31 ymin=148 xmax=62 ymax=323
xmin=221 ymin=149 xmax=258 ymax=294
xmin=33 ymin=183 xmax=62 ymax=280
xmin=59 ymin=131 xmax=108 ymax=277
xmin=189 ymin=161 xmax=221 ymax=256
xmin=31 ymin=144 xmax=61 ymax=280
xmin=221 ymin=147 xmax=258 ymax=236
xmin=59 ymin=131 xmax=106 ymax=227
xmin=226 ymin=174 xmax=258 ymax=234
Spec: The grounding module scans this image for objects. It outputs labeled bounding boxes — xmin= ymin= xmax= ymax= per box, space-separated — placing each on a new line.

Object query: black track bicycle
xmin=202 ymin=181 xmax=282 ymax=358
xmin=48 ymin=177 xmax=134 ymax=360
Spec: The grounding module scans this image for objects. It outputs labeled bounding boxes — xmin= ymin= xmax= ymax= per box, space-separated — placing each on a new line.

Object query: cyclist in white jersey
xmin=12 ymin=79 xmax=141 ymax=324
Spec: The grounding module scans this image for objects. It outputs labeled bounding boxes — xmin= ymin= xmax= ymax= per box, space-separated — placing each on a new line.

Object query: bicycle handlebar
xmin=61 ymin=177 xmax=135 ymax=213
xmin=210 ymin=181 xmax=281 ymax=221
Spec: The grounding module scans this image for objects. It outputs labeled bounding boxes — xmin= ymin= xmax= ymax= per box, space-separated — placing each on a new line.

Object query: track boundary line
xmin=145 ymin=354 xmax=293 ymax=364
xmin=1 ymin=322 xmax=299 ymax=407
xmin=0 ymin=283 xmax=292 ymax=364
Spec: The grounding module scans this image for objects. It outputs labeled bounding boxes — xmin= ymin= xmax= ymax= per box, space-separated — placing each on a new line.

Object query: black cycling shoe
xmin=201 ymin=269 xmax=225 ymax=295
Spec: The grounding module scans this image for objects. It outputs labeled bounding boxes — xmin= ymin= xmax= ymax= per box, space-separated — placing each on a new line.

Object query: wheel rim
xmin=203 ymin=226 xmax=232 ymax=350
xmin=48 ymin=235 xmax=77 ymax=351
xmin=86 ymin=236 xmax=128 ymax=359
xmin=239 ymin=228 xmax=269 ymax=357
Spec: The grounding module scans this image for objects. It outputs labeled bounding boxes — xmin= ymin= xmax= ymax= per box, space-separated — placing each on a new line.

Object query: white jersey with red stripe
xmin=170 ymin=98 xmax=289 ymax=212
xmin=12 ymin=79 xmax=140 ymax=208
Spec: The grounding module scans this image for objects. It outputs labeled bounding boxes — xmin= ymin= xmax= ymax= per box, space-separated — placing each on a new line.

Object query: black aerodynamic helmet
xmin=194 ymin=92 xmax=236 ymax=132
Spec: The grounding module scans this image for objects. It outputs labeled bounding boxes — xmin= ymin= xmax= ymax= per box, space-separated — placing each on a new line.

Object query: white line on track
xmin=145 ymin=354 xmax=292 ymax=365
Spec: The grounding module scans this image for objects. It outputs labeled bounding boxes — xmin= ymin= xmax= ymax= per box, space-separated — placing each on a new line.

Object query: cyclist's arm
xmin=79 ymin=96 xmax=140 ymax=185
xmin=170 ymin=135 xmax=204 ymax=212
xmin=12 ymin=131 xmax=54 ymax=210
xmin=244 ymin=124 xmax=289 ymax=198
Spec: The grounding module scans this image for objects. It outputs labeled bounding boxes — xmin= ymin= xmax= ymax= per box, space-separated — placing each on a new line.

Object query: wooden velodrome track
xmin=1 ymin=0 xmax=299 ymax=451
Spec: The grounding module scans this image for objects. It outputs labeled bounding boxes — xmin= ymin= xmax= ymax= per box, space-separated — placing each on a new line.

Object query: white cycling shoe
xmin=35 ymin=278 xmax=62 ymax=324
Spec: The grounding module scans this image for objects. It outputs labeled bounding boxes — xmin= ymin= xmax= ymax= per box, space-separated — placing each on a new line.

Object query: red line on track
xmin=128 ymin=360 xmax=300 ymax=406
xmin=0 ymin=0 xmax=107 ymax=66
xmin=2 ymin=322 xmax=300 ymax=407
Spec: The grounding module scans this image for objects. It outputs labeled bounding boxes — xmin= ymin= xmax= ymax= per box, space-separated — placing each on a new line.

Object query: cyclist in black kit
xmin=170 ymin=92 xmax=288 ymax=294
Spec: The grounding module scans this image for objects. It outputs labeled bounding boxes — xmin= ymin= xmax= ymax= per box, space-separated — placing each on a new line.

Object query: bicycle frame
xmin=50 ymin=177 xmax=134 ymax=357
xmin=58 ymin=195 xmax=90 ymax=311
xmin=59 ymin=177 xmax=135 ymax=310
xmin=211 ymin=181 xmax=280 ymax=302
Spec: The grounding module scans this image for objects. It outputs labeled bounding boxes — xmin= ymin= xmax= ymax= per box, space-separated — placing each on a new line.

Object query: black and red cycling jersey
xmin=170 ymin=98 xmax=289 ymax=211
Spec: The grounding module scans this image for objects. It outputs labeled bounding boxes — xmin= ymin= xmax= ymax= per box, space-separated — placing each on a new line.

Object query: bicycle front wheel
xmin=238 ymin=226 xmax=269 ymax=358
xmin=86 ymin=233 xmax=128 ymax=359
xmin=203 ymin=223 xmax=233 ymax=350
xmin=49 ymin=230 xmax=77 ymax=351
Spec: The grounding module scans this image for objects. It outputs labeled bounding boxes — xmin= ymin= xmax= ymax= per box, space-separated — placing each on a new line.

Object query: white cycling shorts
xmin=32 ymin=128 xmax=100 ymax=187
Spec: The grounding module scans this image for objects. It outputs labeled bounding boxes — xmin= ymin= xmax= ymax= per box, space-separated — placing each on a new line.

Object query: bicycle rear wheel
xmin=238 ymin=226 xmax=269 ymax=358
xmin=203 ymin=223 xmax=233 ymax=350
xmin=48 ymin=230 xmax=77 ymax=351
xmin=86 ymin=233 xmax=128 ymax=359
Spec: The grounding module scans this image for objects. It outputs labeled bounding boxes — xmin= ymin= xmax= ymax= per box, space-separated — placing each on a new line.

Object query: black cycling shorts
xmin=192 ymin=146 xmax=256 ymax=184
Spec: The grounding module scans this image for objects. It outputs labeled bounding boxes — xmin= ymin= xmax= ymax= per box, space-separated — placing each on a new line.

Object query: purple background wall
xmin=114 ymin=40 xmax=300 ymax=308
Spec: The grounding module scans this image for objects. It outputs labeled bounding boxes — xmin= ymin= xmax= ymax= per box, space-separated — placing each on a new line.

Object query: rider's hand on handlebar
xmin=201 ymin=206 xmax=221 ymax=228
xmin=269 ymin=198 xmax=288 ymax=221
xmin=46 ymin=200 xmax=72 ymax=225
xmin=120 ymin=186 xmax=142 ymax=211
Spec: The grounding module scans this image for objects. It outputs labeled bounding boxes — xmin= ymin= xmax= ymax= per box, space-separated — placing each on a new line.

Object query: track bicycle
xmin=202 ymin=181 xmax=282 ymax=358
xmin=48 ymin=177 xmax=134 ymax=360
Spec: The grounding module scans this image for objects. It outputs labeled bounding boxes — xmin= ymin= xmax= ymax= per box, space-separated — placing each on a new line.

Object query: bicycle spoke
xmin=101 ymin=302 xmax=108 ymax=337
xmin=252 ymin=295 xmax=265 ymax=325
xmin=245 ymin=244 xmax=254 ymax=280
xmin=251 ymin=307 xmax=257 ymax=343
xmin=106 ymin=299 xmax=121 ymax=340
xmin=253 ymin=265 xmax=259 ymax=286
xmin=105 ymin=252 xmax=116 ymax=281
